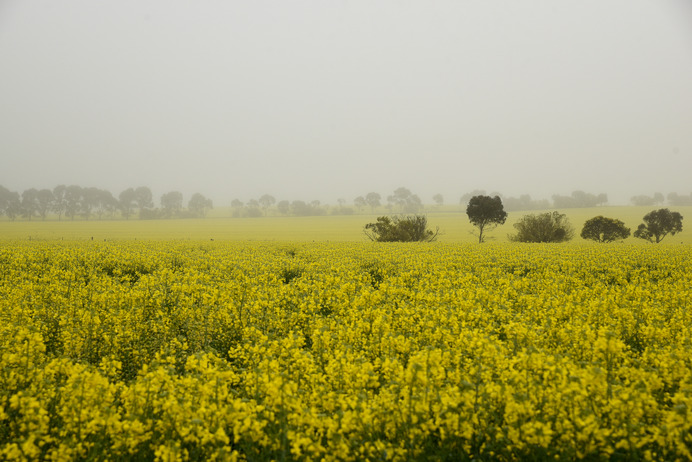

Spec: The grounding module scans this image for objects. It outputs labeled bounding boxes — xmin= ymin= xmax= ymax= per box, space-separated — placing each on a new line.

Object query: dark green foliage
xmin=279 ymin=267 xmax=303 ymax=284
xmin=466 ymin=195 xmax=507 ymax=243
xmin=100 ymin=260 xmax=154 ymax=284
xmin=361 ymin=261 xmax=386 ymax=288
xmin=633 ymin=208 xmax=683 ymax=243
xmin=581 ymin=216 xmax=631 ymax=243
xmin=509 ymin=211 xmax=574 ymax=243
xmin=364 ymin=215 xmax=439 ymax=242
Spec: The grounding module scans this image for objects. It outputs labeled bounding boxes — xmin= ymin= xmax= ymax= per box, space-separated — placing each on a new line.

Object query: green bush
xmin=509 ymin=211 xmax=574 ymax=243
xmin=364 ymin=215 xmax=439 ymax=242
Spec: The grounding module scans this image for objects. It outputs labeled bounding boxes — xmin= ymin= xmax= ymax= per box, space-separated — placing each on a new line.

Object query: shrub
xmin=509 ymin=211 xmax=574 ymax=243
xmin=581 ymin=216 xmax=630 ymax=243
xmin=364 ymin=215 xmax=439 ymax=242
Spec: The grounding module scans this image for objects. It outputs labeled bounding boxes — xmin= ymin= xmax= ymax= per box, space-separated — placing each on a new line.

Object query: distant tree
xmin=285 ymin=200 xmax=325 ymax=216
xmin=36 ymin=189 xmax=54 ymax=220
xmin=80 ymin=187 xmax=101 ymax=220
xmin=633 ymin=208 xmax=683 ymax=243
xmin=5 ymin=191 xmax=21 ymax=221
xmin=631 ymin=195 xmax=656 ymax=206
xmin=52 ymin=185 xmax=67 ymax=221
xmin=290 ymin=200 xmax=309 ymax=216
xmin=188 ymin=193 xmax=213 ymax=218
xmin=365 ymin=192 xmax=381 ymax=212
xmin=364 ymin=215 xmax=439 ymax=242
xmin=21 ymin=188 xmax=39 ymax=220
xmin=667 ymin=192 xmax=692 ymax=206
xmin=277 ymin=200 xmax=290 ymax=215
xmin=552 ymin=191 xmax=607 ymax=208
xmin=135 ymin=186 xmax=154 ymax=213
xmin=332 ymin=198 xmax=353 ymax=215
xmin=387 ymin=187 xmax=422 ymax=213
xmin=241 ymin=206 xmax=263 ymax=218
xmin=238 ymin=199 xmax=261 ymax=218
xmin=161 ymin=191 xmax=183 ymax=218
xmin=65 ymin=185 xmax=83 ymax=220
xmin=331 ymin=206 xmax=354 ymax=216
xmin=96 ymin=189 xmax=119 ymax=219
xmin=0 ymin=185 xmax=13 ymax=216
xmin=581 ymin=216 xmax=630 ymax=243
xmin=509 ymin=211 xmax=574 ymax=243
xmin=119 ymin=188 xmax=138 ymax=219
xmin=466 ymin=195 xmax=508 ymax=243
xmin=433 ymin=194 xmax=444 ymax=207
xmin=354 ymin=196 xmax=366 ymax=212
xmin=460 ymin=190 xmax=486 ymax=205
xmin=502 ymin=194 xmax=550 ymax=212
xmin=258 ymin=194 xmax=276 ymax=215
xmin=630 ymin=193 xmax=666 ymax=207
xmin=230 ymin=199 xmax=244 ymax=217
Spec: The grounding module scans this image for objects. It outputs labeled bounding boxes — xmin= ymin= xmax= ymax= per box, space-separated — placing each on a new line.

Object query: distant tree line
xmin=461 ymin=190 xmax=607 ymax=211
xmin=3 ymin=183 xmax=691 ymax=222
xmin=664 ymin=192 xmax=692 ymax=206
xmin=231 ymin=196 xmax=329 ymax=218
xmin=231 ymin=187 xmax=425 ymax=218
xmin=0 ymin=185 xmax=213 ymax=221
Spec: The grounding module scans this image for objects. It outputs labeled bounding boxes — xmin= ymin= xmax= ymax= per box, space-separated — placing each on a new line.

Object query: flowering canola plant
xmin=1 ymin=240 xmax=691 ymax=461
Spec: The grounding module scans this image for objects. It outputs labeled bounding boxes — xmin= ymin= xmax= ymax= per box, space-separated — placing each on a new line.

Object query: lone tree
xmin=364 ymin=215 xmax=439 ymax=242
xmin=466 ymin=195 xmax=507 ymax=243
xmin=581 ymin=216 xmax=630 ymax=243
xmin=633 ymin=208 xmax=683 ymax=243
xmin=509 ymin=211 xmax=574 ymax=243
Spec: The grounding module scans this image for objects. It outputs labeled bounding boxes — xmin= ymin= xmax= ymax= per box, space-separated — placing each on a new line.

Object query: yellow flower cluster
xmin=1 ymin=241 xmax=691 ymax=460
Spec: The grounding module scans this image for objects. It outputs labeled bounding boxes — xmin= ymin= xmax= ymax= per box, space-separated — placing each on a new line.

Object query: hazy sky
xmin=1 ymin=1 xmax=691 ymax=206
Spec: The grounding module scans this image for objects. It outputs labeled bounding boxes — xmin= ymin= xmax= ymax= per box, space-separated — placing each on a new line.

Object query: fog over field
xmin=1 ymin=1 xmax=691 ymax=206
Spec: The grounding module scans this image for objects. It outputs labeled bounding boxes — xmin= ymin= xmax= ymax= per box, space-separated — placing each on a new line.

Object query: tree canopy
xmin=466 ymin=195 xmax=507 ymax=243
xmin=580 ymin=216 xmax=630 ymax=243
xmin=633 ymin=209 xmax=683 ymax=243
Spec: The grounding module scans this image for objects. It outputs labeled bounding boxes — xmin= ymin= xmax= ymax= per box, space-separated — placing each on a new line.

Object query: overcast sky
xmin=1 ymin=0 xmax=691 ymax=206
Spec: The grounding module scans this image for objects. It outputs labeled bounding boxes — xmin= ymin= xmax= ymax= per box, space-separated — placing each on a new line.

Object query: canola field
xmin=1 ymin=240 xmax=691 ymax=461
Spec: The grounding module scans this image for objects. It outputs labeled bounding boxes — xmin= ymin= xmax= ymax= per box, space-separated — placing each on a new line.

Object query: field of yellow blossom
xmin=1 ymin=240 xmax=692 ymax=460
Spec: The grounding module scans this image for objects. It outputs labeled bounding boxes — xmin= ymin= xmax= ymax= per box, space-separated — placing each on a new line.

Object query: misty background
xmin=1 ymin=0 xmax=691 ymax=207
